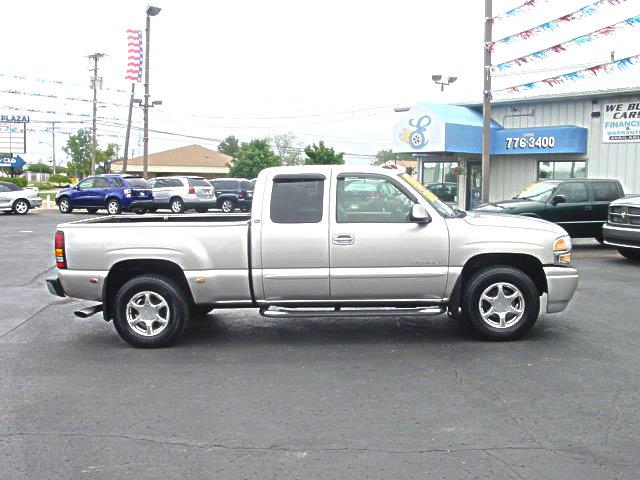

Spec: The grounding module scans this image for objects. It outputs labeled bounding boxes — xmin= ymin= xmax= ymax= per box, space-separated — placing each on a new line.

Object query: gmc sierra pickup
xmin=47 ymin=166 xmax=579 ymax=348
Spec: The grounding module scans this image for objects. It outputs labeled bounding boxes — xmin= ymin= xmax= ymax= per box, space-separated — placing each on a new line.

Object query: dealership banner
xmin=602 ymin=102 xmax=640 ymax=143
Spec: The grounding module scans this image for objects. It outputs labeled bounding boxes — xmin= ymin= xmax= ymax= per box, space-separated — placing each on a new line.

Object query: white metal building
xmin=393 ymin=88 xmax=640 ymax=209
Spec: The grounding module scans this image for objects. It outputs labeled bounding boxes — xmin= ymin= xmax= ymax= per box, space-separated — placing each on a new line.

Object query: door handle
xmin=584 ymin=206 xmax=593 ymax=211
xmin=332 ymin=234 xmax=355 ymax=245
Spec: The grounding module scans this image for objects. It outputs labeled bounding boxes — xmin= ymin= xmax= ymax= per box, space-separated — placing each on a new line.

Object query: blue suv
xmin=56 ymin=175 xmax=154 ymax=215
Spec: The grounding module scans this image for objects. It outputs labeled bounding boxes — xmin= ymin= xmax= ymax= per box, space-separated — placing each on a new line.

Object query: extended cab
xmin=47 ymin=166 xmax=579 ymax=348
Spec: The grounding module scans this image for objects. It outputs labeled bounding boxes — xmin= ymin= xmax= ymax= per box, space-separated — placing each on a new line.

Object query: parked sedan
xmin=147 ymin=176 xmax=216 ymax=213
xmin=474 ymin=178 xmax=624 ymax=241
xmin=0 ymin=181 xmax=42 ymax=215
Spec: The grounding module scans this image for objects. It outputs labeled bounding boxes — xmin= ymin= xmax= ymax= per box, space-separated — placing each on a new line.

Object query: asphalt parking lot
xmin=1 ymin=210 xmax=639 ymax=479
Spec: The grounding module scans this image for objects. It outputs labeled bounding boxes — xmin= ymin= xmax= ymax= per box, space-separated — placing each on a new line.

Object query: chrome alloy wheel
xmin=126 ymin=291 xmax=170 ymax=337
xmin=14 ymin=200 xmax=29 ymax=214
xmin=107 ymin=200 xmax=120 ymax=215
xmin=221 ymin=200 xmax=233 ymax=213
xmin=170 ymin=199 xmax=183 ymax=213
xmin=478 ymin=282 xmax=525 ymax=329
xmin=59 ymin=198 xmax=70 ymax=212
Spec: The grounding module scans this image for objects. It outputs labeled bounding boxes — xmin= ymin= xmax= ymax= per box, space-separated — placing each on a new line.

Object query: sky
xmin=2 ymin=0 xmax=639 ymax=167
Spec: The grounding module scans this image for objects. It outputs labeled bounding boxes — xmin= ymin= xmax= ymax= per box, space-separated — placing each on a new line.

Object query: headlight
xmin=553 ymin=235 xmax=572 ymax=265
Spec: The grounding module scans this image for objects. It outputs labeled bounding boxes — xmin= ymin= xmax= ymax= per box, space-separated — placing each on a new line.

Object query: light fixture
xmin=432 ymin=74 xmax=458 ymax=92
xmin=146 ymin=6 xmax=161 ymax=16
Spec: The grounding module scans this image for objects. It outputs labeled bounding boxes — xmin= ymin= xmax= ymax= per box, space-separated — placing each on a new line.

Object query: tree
xmin=304 ymin=141 xmax=344 ymax=165
xmin=49 ymin=174 xmax=70 ymax=186
xmin=26 ymin=163 xmax=54 ymax=174
xmin=218 ymin=135 xmax=240 ymax=158
xmin=228 ymin=138 xmax=281 ymax=179
xmin=372 ymin=149 xmax=413 ymax=166
xmin=272 ymin=133 xmax=303 ymax=165
xmin=63 ymin=129 xmax=115 ymax=176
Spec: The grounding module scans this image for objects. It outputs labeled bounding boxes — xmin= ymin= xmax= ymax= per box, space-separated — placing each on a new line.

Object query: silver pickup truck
xmin=47 ymin=166 xmax=579 ymax=348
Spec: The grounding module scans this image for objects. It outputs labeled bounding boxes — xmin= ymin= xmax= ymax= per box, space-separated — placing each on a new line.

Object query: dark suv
xmin=209 ymin=178 xmax=254 ymax=213
xmin=474 ymin=178 xmax=624 ymax=241
xmin=56 ymin=174 xmax=153 ymax=215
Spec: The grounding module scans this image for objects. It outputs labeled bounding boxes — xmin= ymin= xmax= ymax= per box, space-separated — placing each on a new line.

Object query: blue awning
xmin=393 ymin=103 xmax=588 ymax=155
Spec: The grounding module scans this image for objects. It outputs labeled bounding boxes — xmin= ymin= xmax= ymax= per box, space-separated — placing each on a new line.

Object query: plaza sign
xmin=0 ymin=114 xmax=30 ymax=123
xmin=602 ymin=102 xmax=640 ymax=143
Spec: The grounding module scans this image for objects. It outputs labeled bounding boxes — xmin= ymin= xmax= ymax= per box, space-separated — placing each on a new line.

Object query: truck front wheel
xmin=113 ymin=274 xmax=190 ymax=348
xmin=462 ymin=266 xmax=539 ymax=341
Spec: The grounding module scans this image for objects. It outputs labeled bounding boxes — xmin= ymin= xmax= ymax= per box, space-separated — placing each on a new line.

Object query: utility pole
xmin=143 ymin=14 xmax=151 ymax=178
xmin=51 ymin=121 xmax=56 ymax=174
xmin=89 ymin=53 xmax=105 ymax=176
xmin=123 ymin=82 xmax=135 ymax=173
xmin=481 ymin=0 xmax=492 ymax=204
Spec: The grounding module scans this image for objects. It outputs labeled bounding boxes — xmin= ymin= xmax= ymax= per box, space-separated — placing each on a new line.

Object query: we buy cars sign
xmin=602 ymin=102 xmax=640 ymax=143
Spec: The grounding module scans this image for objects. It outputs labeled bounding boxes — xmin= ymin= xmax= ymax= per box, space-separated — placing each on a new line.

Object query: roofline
xmin=459 ymin=86 xmax=640 ymax=108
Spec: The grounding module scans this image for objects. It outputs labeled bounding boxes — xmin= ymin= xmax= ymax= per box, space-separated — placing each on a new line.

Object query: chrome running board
xmin=260 ymin=305 xmax=446 ymax=319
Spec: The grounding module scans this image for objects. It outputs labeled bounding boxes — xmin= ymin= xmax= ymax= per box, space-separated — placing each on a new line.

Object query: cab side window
xmin=336 ymin=176 xmax=414 ymax=223
xmin=556 ymin=182 xmax=588 ymax=203
xmin=270 ymin=178 xmax=324 ymax=224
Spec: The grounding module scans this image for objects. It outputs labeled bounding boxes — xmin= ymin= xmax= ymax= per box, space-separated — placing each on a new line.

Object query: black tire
xmin=57 ymin=197 xmax=73 ymax=214
xmin=106 ymin=198 xmax=122 ymax=215
xmin=134 ymin=209 xmax=146 ymax=215
xmin=170 ymin=197 xmax=184 ymax=214
xmin=594 ymin=233 xmax=604 ymax=244
xmin=618 ymin=248 xmax=640 ymax=260
xmin=147 ymin=208 xmax=158 ymax=213
xmin=220 ymin=198 xmax=235 ymax=213
xmin=195 ymin=207 xmax=208 ymax=213
xmin=113 ymin=274 xmax=190 ymax=348
xmin=191 ymin=304 xmax=213 ymax=317
xmin=461 ymin=266 xmax=540 ymax=341
xmin=86 ymin=208 xmax=99 ymax=214
xmin=12 ymin=199 xmax=30 ymax=215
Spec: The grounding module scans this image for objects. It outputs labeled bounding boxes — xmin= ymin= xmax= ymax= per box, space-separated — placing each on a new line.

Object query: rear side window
xmin=112 ymin=177 xmax=124 ymax=187
xmin=241 ymin=180 xmax=253 ymax=190
xmin=213 ymin=180 xmax=237 ymax=190
xmin=188 ymin=178 xmax=210 ymax=187
xmin=125 ymin=178 xmax=150 ymax=188
xmin=93 ymin=177 xmax=109 ymax=188
xmin=270 ymin=178 xmax=324 ymax=223
xmin=592 ymin=182 xmax=620 ymax=201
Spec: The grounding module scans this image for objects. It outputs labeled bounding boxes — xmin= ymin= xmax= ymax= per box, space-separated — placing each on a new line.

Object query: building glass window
xmin=538 ymin=160 xmax=586 ymax=180
xmin=421 ymin=161 xmax=459 ymax=203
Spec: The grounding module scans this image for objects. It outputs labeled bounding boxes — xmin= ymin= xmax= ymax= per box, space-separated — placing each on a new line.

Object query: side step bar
xmin=74 ymin=304 xmax=103 ymax=319
xmin=260 ymin=305 xmax=446 ymax=319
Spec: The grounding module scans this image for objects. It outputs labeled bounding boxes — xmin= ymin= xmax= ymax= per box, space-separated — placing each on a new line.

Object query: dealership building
xmin=393 ymin=87 xmax=640 ymax=210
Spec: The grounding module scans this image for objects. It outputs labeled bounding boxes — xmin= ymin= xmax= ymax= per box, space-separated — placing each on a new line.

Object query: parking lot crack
xmin=17 ymin=265 xmax=56 ymax=287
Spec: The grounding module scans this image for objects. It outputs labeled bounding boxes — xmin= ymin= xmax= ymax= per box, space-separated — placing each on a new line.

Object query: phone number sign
xmin=492 ymin=126 xmax=587 ymax=155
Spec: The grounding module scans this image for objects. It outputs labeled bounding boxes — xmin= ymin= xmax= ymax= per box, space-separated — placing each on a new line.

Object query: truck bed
xmin=64 ymin=212 xmax=251 ymax=225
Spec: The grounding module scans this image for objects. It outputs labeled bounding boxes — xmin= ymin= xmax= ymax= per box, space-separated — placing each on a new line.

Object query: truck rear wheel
xmin=462 ymin=266 xmax=539 ymax=341
xmin=113 ymin=274 xmax=190 ymax=348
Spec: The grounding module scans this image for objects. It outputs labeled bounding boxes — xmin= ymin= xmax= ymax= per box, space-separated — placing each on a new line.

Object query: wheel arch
xmin=104 ymin=195 xmax=121 ymax=206
xmin=102 ymin=259 xmax=194 ymax=321
xmin=448 ymin=253 xmax=548 ymax=316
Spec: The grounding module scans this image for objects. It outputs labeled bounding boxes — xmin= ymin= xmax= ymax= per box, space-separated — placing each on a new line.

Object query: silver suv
xmin=148 ymin=176 xmax=216 ymax=213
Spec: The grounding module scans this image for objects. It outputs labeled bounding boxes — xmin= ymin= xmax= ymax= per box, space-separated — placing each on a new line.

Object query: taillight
xmin=188 ymin=186 xmax=195 ymax=194
xmin=54 ymin=230 xmax=67 ymax=269
xmin=239 ymin=191 xmax=245 ymax=198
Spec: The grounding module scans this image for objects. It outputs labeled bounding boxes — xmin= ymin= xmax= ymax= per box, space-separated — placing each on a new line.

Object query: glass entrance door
xmin=466 ymin=161 xmax=482 ymax=210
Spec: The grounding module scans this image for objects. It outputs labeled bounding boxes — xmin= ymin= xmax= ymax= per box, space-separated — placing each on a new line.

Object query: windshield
xmin=399 ymin=173 xmax=456 ymax=217
xmin=517 ymin=181 xmax=560 ymax=202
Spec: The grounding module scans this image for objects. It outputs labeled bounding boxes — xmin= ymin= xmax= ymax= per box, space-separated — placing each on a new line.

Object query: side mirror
xmin=551 ymin=194 xmax=566 ymax=206
xmin=410 ymin=204 xmax=432 ymax=224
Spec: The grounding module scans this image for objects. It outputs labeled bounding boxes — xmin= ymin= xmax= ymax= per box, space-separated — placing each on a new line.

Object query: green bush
xmin=1 ymin=177 xmax=27 ymax=187
xmin=49 ymin=174 xmax=70 ymax=186
xmin=30 ymin=182 xmax=58 ymax=190
xmin=26 ymin=164 xmax=54 ymax=174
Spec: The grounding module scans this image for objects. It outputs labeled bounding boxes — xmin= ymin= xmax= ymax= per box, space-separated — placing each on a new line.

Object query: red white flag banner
xmin=125 ymin=29 xmax=143 ymax=82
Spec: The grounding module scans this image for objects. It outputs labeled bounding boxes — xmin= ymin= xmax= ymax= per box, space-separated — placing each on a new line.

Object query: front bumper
xmin=543 ymin=266 xmax=579 ymax=314
xmin=30 ymin=198 xmax=42 ymax=208
xmin=46 ymin=277 xmax=66 ymax=297
xmin=603 ymin=223 xmax=640 ymax=250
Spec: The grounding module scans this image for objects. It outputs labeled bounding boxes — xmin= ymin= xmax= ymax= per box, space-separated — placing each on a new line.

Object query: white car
xmin=0 ymin=181 xmax=42 ymax=215
xmin=147 ymin=176 xmax=217 ymax=213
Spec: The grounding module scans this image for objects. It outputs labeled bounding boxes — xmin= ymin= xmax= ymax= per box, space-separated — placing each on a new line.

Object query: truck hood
xmin=610 ymin=195 xmax=640 ymax=207
xmin=474 ymin=199 xmax=537 ymax=212
xmin=462 ymin=211 xmax=567 ymax=236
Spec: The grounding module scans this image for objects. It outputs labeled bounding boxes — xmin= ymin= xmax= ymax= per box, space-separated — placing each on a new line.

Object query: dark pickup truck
xmin=474 ymin=178 xmax=624 ymax=242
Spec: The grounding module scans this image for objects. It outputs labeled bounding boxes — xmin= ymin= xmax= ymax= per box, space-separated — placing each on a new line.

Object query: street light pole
xmin=51 ymin=121 xmax=56 ymax=174
xmin=481 ymin=0 xmax=493 ymax=204
xmin=143 ymin=6 xmax=161 ymax=179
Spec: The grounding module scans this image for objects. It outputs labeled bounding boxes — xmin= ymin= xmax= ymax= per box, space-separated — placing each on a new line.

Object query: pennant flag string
xmin=493 ymin=53 xmax=640 ymax=95
xmin=0 ymin=73 xmax=128 ymax=94
xmin=0 ymin=88 xmax=129 ymax=108
xmin=487 ymin=0 xmax=628 ymax=51
xmin=494 ymin=14 xmax=640 ymax=71
xmin=491 ymin=0 xmax=552 ymax=23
